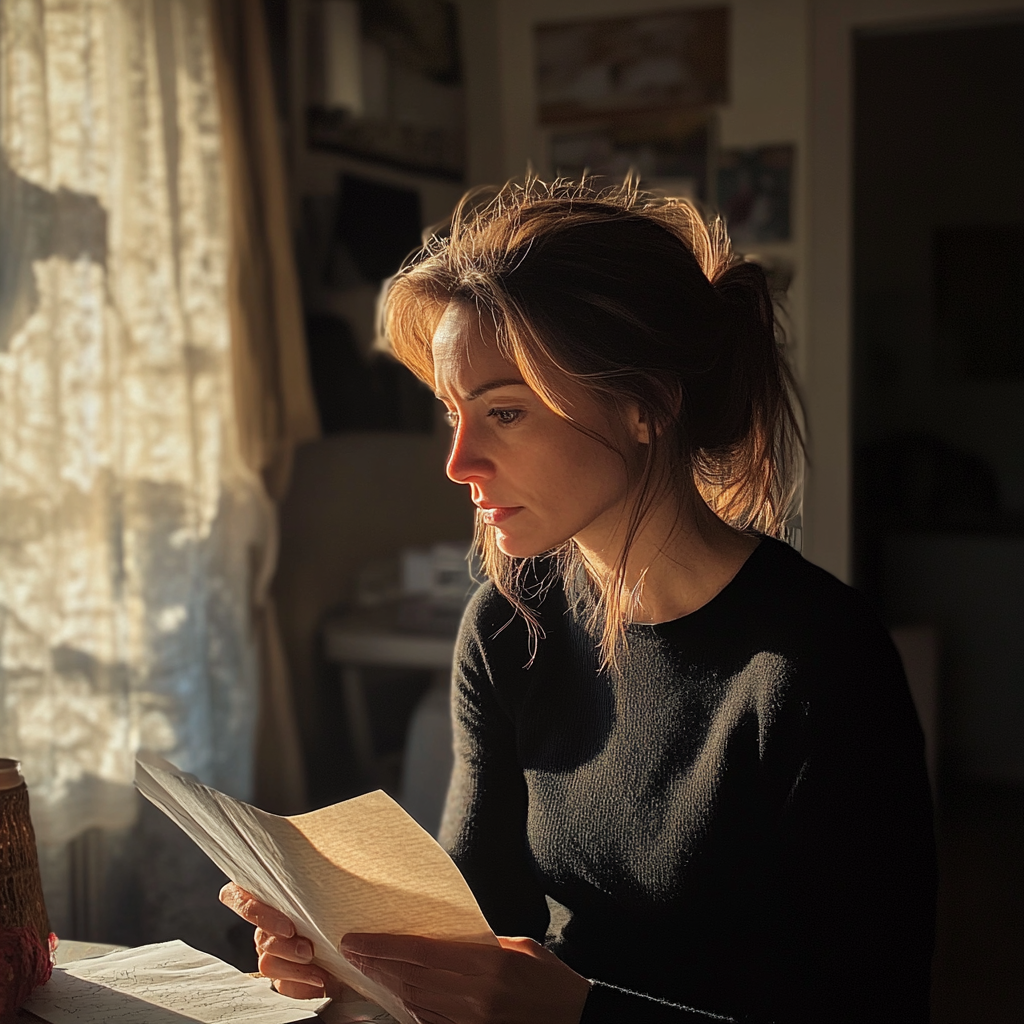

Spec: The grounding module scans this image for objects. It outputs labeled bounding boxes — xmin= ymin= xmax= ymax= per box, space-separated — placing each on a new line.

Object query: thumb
xmin=497 ymin=935 xmax=548 ymax=958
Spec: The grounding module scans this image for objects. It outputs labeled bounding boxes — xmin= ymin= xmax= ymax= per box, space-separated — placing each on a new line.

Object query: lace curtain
xmin=0 ymin=0 xmax=270 ymax=942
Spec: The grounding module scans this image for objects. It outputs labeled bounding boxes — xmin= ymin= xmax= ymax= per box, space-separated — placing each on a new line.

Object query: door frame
xmin=804 ymin=0 xmax=1023 ymax=580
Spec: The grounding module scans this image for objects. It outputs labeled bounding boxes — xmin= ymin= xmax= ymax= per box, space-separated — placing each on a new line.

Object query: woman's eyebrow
xmin=436 ymin=377 xmax=528 ymax=402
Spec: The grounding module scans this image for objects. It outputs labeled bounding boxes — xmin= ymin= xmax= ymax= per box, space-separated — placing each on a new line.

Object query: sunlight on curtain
xmin=0 ymin=0 xmax=268 ymax=935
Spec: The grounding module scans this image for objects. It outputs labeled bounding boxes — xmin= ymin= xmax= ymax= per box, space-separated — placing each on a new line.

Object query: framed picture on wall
xmin=548 ymin=110 xmax=713 ymax=201
xmin=716 ymin=144 xmax=794 ymax=245
xmin=535 ymin=7 xmax=729 ymax=124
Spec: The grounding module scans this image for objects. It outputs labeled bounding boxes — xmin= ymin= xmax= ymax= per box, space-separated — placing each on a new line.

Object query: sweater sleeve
xmin=437 ymin=585 xmax=551 ymax=941
xmin=581 ymin=980 xmax=741 ymax=1023
xmin=757 ymin=614 xmax=937 ymax=1023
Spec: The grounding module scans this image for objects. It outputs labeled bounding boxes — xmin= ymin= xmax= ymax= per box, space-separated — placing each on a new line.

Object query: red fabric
xmin=0 ymin=926 xmax=54 ymax=1018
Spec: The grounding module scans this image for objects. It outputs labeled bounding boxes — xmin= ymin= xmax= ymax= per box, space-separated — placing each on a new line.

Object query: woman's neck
xmin=575 ymin=487 xmax=760 ymax=625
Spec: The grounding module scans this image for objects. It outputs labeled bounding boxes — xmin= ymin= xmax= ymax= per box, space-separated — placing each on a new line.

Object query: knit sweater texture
xmin=439 ymin=537 xmax=936 ymax=1023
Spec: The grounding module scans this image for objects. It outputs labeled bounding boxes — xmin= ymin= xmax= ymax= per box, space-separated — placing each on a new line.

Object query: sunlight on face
xmin=432 ymin=302 xmax=643 ymax=559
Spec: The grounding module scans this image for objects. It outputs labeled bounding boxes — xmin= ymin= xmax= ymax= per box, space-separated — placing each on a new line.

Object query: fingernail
xmin=296 ymin=940 xmax=313 ymax=962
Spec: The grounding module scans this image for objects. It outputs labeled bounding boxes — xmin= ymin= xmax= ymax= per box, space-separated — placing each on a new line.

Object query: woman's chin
xmin=493 ymin=528 xmax=554 ymax=560
xmin=491 ymin=528 xmax=573 ymax=561
xmin=494 ymin=536 xmax=536 ymax=558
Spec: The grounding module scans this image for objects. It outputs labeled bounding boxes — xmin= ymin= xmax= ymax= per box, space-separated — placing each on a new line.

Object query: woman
xmin=222 ymin=180 xmax=936 ymax=1023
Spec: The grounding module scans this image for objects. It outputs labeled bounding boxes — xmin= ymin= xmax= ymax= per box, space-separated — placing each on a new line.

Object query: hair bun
xmin=713 ymin=259 xmax=774 ymax=323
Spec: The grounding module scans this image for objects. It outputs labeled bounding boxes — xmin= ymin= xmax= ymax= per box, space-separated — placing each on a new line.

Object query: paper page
xmin=21 ymin=940 xmax=330 ymax=1024
xmin=134 ymin=756 xmax=495 ymax=1024
xmin=134 ymin=754 xmax=294 ymax=922
xmin=273 ymin=792 xmax=497 ymax=944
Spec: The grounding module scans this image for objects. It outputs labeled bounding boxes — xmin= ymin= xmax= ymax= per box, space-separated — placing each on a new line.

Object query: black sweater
xmin=439 ymin=538 xmax=936 ymax=1023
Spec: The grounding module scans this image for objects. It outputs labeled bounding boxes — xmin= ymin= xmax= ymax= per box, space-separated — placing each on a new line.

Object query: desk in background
xmin=321 ymin=605 xmax=457 ymax=835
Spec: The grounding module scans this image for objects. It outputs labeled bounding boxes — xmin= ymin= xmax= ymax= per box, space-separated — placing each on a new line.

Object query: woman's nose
xmin=446 ymin=424 xmax=494 ymax=485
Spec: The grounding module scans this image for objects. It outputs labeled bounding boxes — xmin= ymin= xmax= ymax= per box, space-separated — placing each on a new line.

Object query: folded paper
xmin=133 ymin=754 xmax=495 ymax=1024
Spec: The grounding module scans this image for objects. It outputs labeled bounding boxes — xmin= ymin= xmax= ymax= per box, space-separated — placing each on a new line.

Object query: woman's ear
xmin=626 ymin=404 xmax=651 ymax=445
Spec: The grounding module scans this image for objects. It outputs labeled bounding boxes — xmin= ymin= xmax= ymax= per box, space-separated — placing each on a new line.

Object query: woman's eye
xmin=488 ymin=408 xmax=523 ymax=426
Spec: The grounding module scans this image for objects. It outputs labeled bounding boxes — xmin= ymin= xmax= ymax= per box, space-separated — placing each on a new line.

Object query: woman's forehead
xmin=432 ymin=302 xmax=520 ymax=397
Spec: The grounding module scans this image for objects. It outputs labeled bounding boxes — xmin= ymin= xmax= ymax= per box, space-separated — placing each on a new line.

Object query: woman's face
xmin=432 ymin=302 xmax=644 ymax=559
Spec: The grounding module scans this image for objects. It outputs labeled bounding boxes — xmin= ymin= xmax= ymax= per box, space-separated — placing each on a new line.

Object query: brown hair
xmin=382 ymin=177 xmax=803 ymax=670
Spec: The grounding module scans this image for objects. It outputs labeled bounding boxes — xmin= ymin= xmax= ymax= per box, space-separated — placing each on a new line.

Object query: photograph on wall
xmin=549 ymin=111 xmax=711 ymax=200
xmin=535 ymin=7 xmax=728 ymax=124
xmin=307 ymin=0 xmax=465 ymax=181
xmin=715 ymin=144 xmax=794 ymax=245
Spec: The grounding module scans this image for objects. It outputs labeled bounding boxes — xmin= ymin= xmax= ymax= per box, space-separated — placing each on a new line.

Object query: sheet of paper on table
xmin=134 ymin=754 xmax=496 ymax=1024
xmin=20 ymin=940 xmax=330 ymax=1024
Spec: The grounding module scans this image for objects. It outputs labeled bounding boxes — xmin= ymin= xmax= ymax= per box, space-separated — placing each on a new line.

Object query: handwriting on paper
xmin=21 ymin=940 xmax=330 ymax=1024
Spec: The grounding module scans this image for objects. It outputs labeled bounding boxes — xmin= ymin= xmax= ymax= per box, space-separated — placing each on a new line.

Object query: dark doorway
xmin=853 ymin=18 xmax=1024 ymax=1024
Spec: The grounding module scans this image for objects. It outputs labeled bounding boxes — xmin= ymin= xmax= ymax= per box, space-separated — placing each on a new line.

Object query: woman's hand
xmin=218 ymin=882 xmax=346 ymax=1000
xmin=340 ymin=933 xmax=591 ymax=1024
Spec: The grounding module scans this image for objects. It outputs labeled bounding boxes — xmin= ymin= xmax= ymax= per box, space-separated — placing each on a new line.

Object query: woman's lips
xmin=477 ymin=506 xmax=523 ymax=525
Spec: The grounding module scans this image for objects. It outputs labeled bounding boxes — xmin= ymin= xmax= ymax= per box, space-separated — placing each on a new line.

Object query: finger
xmin=255 ymin=928 xmax=315 ymax=964
xmin=258 ymin=951 xmax=329 ymax=992
xmin=401 ymin=978 xmax=496 ymax=1024
xmin=219 ymin=884 xmax=295 ymax=937
xmin=352 ymin=936 xmax=590 ymax=1024
xmin=218 ymin=882 xmax=246 ymax=908
xmin=340 ymin=934 xmax=494 ymax=973
xmin=497 ymin=936 xmax=546 ymax=957
xmin=344 ymin=953 xmax=462 ymax=991
xmin=270 ymin=976 xmax=328 ymax=1001
xmin=346 ymin=957 xmax=465 ymax=1021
